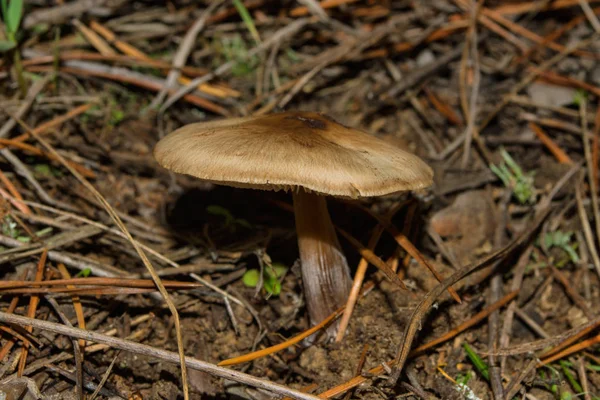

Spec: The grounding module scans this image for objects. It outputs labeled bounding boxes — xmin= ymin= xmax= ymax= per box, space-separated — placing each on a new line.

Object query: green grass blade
xmin=463 ymin=343 xmax=489 ymax=381
xmin=560 ymin=361 xmax=583 ymax=393
xmin=0 ymin=0 xmax=7 ymax=22
xmin=6 ymin=0 xmax=23 ymax=34
xmin=232 ymin=0 xmax=261 ymax=44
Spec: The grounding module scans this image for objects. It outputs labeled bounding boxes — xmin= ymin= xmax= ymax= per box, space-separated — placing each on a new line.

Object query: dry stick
xmin=514 ymin=308 xmax=550 ymax=339
xmin=504 ymin=358 xmax=538 ymax=400
xmin=1 ymin=147 xmax=77 ymax=212
xmin=492 ymin=0 xmax=600 ymax=15
xmin=354 ymin=205 xmax=461 ymax=302
xmin=539 ymin=333 xmax=600 ymax=366
xmin=461 ymin=0 xmax=483 ymax=168
xmin=382 ymin=43 xmax=466 ymax=99
xmin=72 ymin=19 xmax=115 ymax=56
xmin=0 ymin=287 xmax=196 ymax=296
xmin=219 ymin=307 xmax=344 ymax=367
xmin=343 ymin=344 xmax=369 ymax=400
xmin=539 ymin=318 xmax=600 ymax=360
xmin=488 ymin=192 xmax=511 ymax=400
xmin=535 ymin=69 xmax=600 ymax=97
xmin=594 ymin=104 xmax=600 ymax=189
xmin=20 ymin=51 xmax=211 ymax=80
xmin=159 ymin=18 xmax=310 ymax=113
xmin=26 ymin=62 xmax=229 ymax=116
xmin=88 ymin=21 xmax=149 ymax=60
xmin=17 ymin=250 xmax=47 ymax=377
xmin=12 ymin=103 xmax=92 ymax=143
xmin=550 ymin=266 xmax=595 ymax=319
xmin=4 ymin=195 xmax=244 ymax=307
xmin=0 ymin=271 xmax=26 ymax=363
xmin=82 ymin=23 xmax=237 ymax=99
xmin=0 ymin=277 xmax=202 ymax=289
xmin=579 ymin=0 xmax=600 ymax=32
xmin=11 ymin=118 xmax=192 ymax=400
xmin=0 ymin=170 xmax=31 ymax=214
xmin=0 ymin=77 xmax=74 ymax=210
xmin=410 ymin=290 xmax=518 ymax=356
xmin=478 ymin=34 xmax=599 ymax=134
xmin=89 ymin=353 xmax=118 ymax=400
xmin=515 ymin=8 xmax=600 ymax=64
xmin=0 ymin=138 xmax=95 ymax=178
xmin=0 ymin=326 xmax=38 ymax=348
xmin=149 ymin=1 xmax=224 ymax=109
xmin=577 ymin=357 xmax=592 ymax=400
xmin=483 ymin=6 xmax=599 ymax=59
xmin=0 ymin=234 xmax=128 ymax=278
xmin=290 ymin=0 xmax=359 ymax=16
xmin=278 ymin=38 xmax=357 ymax=108
xmin=46 ymin=297 xmax=83 ymax=400
xmin=335 ymin=227 xmax=407 ymax=289
xmin=297 ymin=0 xmax=330 ymax=20
xmin=580 ymin=99 xmax=600 ymax=274
xmin=576 ymin=179 xmax=600 ymax=278
xmin=0 ymin=312 xmax=318 ymax=400
xmin=0 ymin=74 xmax=49 ymax=139
xmin=499 ymin=247 xmax=533 ymax=373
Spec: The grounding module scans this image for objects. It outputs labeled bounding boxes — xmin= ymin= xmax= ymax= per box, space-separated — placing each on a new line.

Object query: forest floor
xmin=0 ymin=1 xmax=600 ymax=399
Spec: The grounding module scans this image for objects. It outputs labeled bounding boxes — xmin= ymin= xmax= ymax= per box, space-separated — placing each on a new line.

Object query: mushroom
xmin=153 ymin=111 xmax=433 ymax=332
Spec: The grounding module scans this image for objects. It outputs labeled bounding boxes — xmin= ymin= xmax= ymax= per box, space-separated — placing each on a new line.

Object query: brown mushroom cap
xmin=153 ymin=111 xmax=433 ymax=198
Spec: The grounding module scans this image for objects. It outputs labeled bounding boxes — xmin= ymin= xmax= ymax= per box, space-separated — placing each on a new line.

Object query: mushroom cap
xmin=153 ymin=111 xmax=433 ymax=198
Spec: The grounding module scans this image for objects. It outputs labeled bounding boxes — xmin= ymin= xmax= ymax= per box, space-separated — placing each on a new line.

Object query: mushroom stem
xmin=292 ymin=189 xmax=352 ymax=331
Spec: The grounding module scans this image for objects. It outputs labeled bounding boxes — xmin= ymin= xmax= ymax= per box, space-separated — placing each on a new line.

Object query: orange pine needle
xmin=17 ymin=249 xmax=47 ymax=377
xmin=410 ymin=290 xmax=518 ymax=355
xmin=72 ymin=19 xmax=116 ymax=56
xmin=218 ymin=308 xmax=344 ymax=366
xmin=0 ymin=138 xmax=95 ymax=178
xmin=0 ymin=170 xmax=31 ymax=214
xmin=424 ymin=87 xmax=464 ymax=126
xmin=89 ymin=21 xmax=150 ymax=60
xmin=539 ymin=333 xmax=600 ymax=366
xmin=88 ymin=21 xmax=239 ymax=99
xmin=594 ymin=103 xmax=600 ymax=189
xmin=12 ymin=103 xmax=93 ymax=143
xmin=58 ymin=264 xmax=86 ymax=350
xmin=529 ymin=122 xmax=573 ymax=164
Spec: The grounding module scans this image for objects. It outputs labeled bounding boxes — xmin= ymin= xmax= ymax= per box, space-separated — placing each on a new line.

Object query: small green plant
xmin=542 ymin=231 xmax=579 ymax=264
xmin=490 ymin=148 xmax=536 ymax=205
xmin=33 ymin=163 xmax=63 ymax=179
xmin=1 ymin=0 xmax=26 ymax=96
xmin=0 ymin=0 xmax=21 ymax=51
xmin=2 ymin=215 xmax=18 ymax=238
xmin=206 ymin=205 xmax=251 ymax=232
xmin=560 ymin=361 xmax=582 ymax=394
xmin=75 ymin=268 xmax=92 ymax=278
xmin=573 ymin=89 xmax=588 ymax=106
xmin=213 ymin=34 xmax=259 ymax=77
xmin=242 ymin=262 xmax=287 ymax=296
xmin=232 ymin=0 xmax=260 ymax=44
